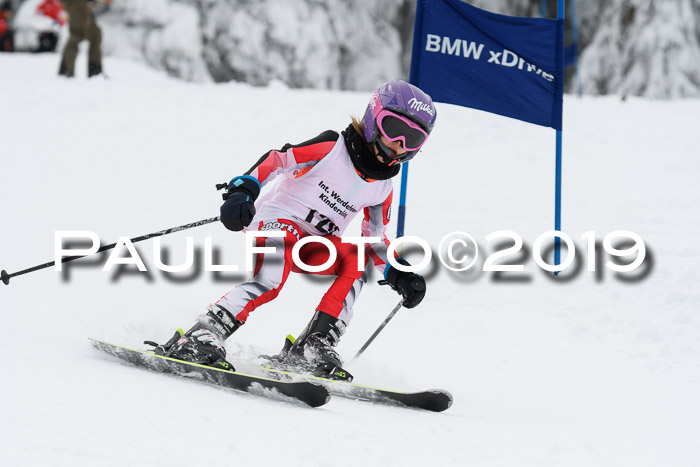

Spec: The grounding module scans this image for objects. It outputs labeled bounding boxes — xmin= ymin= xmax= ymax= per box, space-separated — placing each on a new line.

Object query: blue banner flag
xmin=409 ymin=0 xmax=565 ymax=130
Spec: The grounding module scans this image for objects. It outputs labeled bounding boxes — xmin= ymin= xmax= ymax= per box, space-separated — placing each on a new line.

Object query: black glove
xmin=220 ymin=176 xmax=261 ymax=231
xmin=382 ymin=258 xmax=426 ymax=308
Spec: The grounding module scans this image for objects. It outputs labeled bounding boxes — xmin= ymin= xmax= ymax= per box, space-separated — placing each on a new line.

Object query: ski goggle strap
xmin=376 ymin=109 xmax=429 ymax=153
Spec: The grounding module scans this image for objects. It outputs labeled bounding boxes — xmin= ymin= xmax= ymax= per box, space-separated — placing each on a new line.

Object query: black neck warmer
xmin=342 ymin=124 xmax=401 ymax=181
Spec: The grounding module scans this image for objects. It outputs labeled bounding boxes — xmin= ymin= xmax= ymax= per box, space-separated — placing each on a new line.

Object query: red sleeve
xmin=246 ymin=131 xmax=338 ymax=187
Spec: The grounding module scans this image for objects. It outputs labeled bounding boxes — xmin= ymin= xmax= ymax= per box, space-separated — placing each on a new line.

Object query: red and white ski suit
xmin=217 ymin=131 xmax=394 ymax=325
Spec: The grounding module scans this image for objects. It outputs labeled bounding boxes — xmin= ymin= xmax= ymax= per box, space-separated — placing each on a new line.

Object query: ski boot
xmin=88 ymin=62 xmax=102 ymax=78
xmin=262 ymin=310 xmax=353 ymax=382
xmin=145 ymin=304 xmax=242 ymax=372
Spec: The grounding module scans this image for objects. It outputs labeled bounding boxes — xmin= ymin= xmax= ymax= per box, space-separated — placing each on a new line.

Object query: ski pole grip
xmin=1 ymin=269 xmax=10 ymax=285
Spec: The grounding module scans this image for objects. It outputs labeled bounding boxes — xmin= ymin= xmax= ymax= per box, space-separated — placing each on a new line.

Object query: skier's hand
xmin=383 ymin=258 xmax=426 ymax=308
xmin=220 ymin=176 xmax=261 ymax=231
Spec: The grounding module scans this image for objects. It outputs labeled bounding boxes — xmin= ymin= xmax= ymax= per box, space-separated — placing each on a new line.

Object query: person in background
xmin=35 ymin=0 xmax=66 ymax=52
xmin=58 ymin=0 xmax=111 ymax=77
xmin=0 ymin=1 xmax=13 ymax=52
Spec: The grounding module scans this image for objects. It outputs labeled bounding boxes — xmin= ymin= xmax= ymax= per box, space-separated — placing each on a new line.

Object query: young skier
xmin=152 ymin=80 xmax=437 ymax=378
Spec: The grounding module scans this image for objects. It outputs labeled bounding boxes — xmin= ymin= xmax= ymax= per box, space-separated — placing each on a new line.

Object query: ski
xmin=256 ymin=365 xmax=452 ymax=412
xmin=90 ymin=339 xmax=331 ymax=408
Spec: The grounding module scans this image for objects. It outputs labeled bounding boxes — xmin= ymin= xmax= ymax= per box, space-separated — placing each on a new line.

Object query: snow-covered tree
xmin=91 ymin=0 xmax=700 ymax=97
xmin=579 ymin=0 xmax=700 ymax=98
xmin=98 ymin=0 xmax=409 ymax=90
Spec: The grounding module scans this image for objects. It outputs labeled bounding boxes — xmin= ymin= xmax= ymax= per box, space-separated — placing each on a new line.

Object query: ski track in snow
xmin=1 ymin=53 xmax=700 ymax=467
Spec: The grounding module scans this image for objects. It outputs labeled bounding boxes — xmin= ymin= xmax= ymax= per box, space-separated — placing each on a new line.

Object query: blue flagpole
xmin=554 ymin=130 xmax=562 ymax=269
xmin=570 ymin=0 xmax=583 ymax=96
xmin=554 ymin=0 xmax=565 ymax=273
xmin=398 ymin=0 xmax=426 ymax=239
xmin=397 ymin=163 xmax=409 ymax=238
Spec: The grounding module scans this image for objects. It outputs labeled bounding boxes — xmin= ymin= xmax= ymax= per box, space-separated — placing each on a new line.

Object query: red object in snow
xmin=36 ymin=0 xmax=66 ymax=26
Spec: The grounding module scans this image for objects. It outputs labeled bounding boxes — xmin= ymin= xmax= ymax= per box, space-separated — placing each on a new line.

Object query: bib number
xmin=305 ymin=208 xmax=340 ymax=235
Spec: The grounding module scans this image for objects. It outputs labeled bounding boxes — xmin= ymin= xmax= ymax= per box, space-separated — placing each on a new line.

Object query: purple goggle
xmin=376 ymin=109 xmax=429 ymax=154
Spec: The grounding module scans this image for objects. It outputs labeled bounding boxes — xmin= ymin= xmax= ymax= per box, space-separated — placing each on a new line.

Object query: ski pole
xmin=351 ymin=299 xmax=404 ymax=363
xmin=1 ymin=216 xmax=220 ymax=286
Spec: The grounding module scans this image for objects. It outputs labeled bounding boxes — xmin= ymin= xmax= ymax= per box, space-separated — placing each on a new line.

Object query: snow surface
xmin=1 ymin=53 xmax=700 ymax=467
